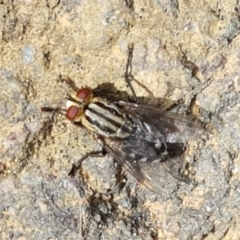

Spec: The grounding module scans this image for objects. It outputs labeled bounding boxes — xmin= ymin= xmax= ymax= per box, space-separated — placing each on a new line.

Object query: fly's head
xmin=65 ymin=87 xmax=94 ymax=123
xmin=42 ymin=86 xmax=94 ymax=124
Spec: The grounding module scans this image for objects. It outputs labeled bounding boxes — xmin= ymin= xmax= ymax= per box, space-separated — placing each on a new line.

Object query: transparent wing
xmin=100 ymin=101 xmax=202 ymax=195
xmin=102 ymin=136 xmax=187 ymax=196
xmin=117 ymin=100 xmax=203 ymax=142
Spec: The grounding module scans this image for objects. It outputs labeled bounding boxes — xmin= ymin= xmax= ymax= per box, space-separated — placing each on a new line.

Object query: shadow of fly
xmin=41 ymin=44 xmax=202 ymax=194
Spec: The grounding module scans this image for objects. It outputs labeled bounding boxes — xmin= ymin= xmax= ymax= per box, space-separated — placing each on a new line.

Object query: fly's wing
xmin=118 ymin=101 xmax=202 ymax=142
xmin=100 ymin=101 xmax=202 ymax=195
xmin=102 ymin=137 xmax=187 ymax=196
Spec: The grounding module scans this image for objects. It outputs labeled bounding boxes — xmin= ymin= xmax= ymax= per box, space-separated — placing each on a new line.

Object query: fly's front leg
xmin=41 ymin=106 xmax=67 ymax=116
xmin=125 ymin=0 xmax=134 ymax=10
xmin=124 ymin=44 xmax=155 ymax=101
xmin=58 ymin=74 xmax=79 ymax=92
xmin=68 ymin=150 xmax=106 ymax=177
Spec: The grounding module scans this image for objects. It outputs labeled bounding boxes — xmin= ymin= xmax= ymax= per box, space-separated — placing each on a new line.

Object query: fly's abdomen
xmin=81 ymin=98 xmax=133 ymax=138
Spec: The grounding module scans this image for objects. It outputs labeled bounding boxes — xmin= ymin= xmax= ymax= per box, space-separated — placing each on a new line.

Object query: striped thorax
xmin=65 ymin=87 xmax=133 ymax=139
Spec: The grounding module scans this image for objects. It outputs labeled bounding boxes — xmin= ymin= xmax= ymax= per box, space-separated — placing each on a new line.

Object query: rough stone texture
xmin=0 ymin=0 xmax=240 ymax=239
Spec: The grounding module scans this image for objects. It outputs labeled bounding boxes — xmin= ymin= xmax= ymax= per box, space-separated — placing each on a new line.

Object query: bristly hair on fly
xmin=41 ymin=44 xmax=203 ymax=195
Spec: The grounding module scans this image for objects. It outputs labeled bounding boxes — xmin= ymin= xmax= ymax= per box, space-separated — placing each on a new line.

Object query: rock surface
xmin=0 ymin=0 xmax=240 ymax=239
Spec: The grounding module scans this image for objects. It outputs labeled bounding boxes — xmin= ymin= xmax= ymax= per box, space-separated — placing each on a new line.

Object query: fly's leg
xmin=125 ymin=0 xmax=134 ymax=10
xmin=58 ymin=75 xmax=82 ymax=103
xmin=125 ymin=43 xmax=137 ymax=102
xmin=125 ymin=44 xmax=154 ymax=101
xmin=58 ymin=74 xmax=79 ymax=92
xmin=68 ymin=150 xmax=106 ymax=177
xmin=41 ymin=106 xmax=66 ymax=115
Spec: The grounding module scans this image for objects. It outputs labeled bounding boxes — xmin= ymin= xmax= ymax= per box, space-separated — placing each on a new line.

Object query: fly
xmin=41 ymin=44 xmax=202 ymax=194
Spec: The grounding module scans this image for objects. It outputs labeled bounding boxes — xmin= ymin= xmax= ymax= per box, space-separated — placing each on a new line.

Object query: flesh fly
xmin=42 ymin=81 xmax=202 ymax=194
xmin=42 ymin=46 xmax=201 ymax=194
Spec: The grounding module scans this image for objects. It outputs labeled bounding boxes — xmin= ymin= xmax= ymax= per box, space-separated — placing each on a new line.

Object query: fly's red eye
xmin=77 ymin=87 xmax=91 ymax=100
xmin=66 ymin=106 xmax=80 ymax=121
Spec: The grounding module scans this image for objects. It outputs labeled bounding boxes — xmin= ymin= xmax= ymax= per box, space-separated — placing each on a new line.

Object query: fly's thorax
xmin=82 ymin=97 xmax=133 ymax=138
